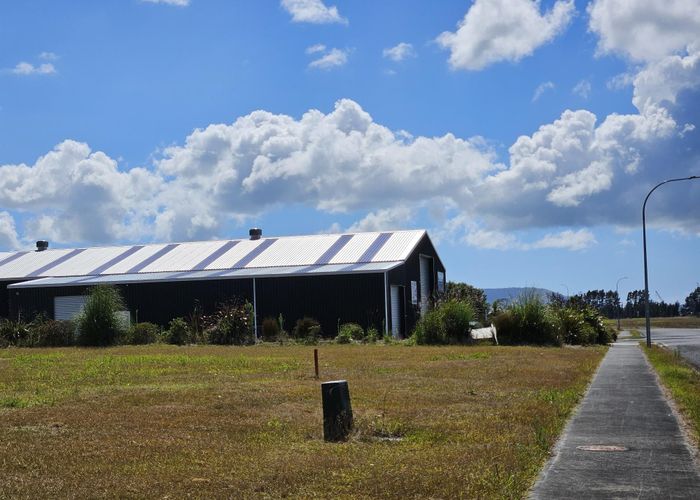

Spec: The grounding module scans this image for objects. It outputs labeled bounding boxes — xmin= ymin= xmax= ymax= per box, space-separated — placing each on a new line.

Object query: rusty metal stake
xmin=314 ymin=348 xmax=319 ymax=379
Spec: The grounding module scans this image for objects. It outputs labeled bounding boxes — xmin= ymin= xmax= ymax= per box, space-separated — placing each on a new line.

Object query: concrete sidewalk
xmin=530 ymin=342 xmax=700 ymax=499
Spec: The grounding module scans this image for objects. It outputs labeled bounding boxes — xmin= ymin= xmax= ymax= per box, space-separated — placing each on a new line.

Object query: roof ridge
xmin=1 ymin=229 xmax=426 ymax=253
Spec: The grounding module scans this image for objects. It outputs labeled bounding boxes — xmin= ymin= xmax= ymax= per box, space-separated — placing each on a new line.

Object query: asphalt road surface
xmin=650 ymin=328 xmax=700 ymax=370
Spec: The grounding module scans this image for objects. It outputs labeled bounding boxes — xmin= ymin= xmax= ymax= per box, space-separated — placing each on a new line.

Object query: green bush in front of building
xmin=123 ymin=322 xmax=161 ymax=345
xmin=165 ymin=317 xmax=192 ymax=345
xmin=412 ymin=300 xmax=474 ymax=345
xmin=205 ymin=300 xmax=255 ymax=345
xmin=292 ymin=317 xmax=321 ymax=344
xmin=76 ymin=285 xmax=127 ymax=346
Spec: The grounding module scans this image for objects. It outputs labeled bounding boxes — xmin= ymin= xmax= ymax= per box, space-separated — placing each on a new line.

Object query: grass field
xmin=0 ymin=344 xmax=605 ymax=498
xmin=644 ymin=345 xmax=700 ymax=447
xmin=607 ymin=316 xmax=700 ymax=329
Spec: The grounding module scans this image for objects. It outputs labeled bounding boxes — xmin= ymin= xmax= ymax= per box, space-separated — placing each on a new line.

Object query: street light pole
xmin=642 ymin=175 xmax=699 ymax=347
xmin=616 ymin=276 xmax=628 ymax=331
xmin=560 ymin=283 xmax=569 ymax=301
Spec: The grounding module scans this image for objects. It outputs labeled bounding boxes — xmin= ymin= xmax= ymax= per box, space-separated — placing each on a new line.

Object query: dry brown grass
xmin=0 ymin=344 xmax=605 ymax=499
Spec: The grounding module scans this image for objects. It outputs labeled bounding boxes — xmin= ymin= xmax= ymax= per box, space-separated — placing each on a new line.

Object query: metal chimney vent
xmin=249 ymin=228 xmax=262 ymax=240
xmin=36 ymin=240 xmax=49 ymax=252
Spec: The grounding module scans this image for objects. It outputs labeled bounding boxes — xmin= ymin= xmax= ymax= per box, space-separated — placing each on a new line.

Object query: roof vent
xmin=36 ymin=240 xmax=49 ymax=252
xmin=249 ymin=228 xmax=262 ymax=241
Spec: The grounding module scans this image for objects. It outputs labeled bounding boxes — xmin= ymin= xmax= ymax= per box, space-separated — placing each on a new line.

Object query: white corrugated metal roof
xmin=8 ymin=261 xmax=404 ymax=288
xmin=0 ymin=249 xmax=77 ymax=278
xmin=0 ymin=229 xmax=427 ymax=281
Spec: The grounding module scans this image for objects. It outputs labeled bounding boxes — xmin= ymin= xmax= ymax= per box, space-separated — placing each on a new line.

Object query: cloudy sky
xmin=1 ymin=0 xmax=698 ymax=301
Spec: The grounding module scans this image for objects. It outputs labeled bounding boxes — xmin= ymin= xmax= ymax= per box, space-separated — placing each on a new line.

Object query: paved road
xmin=650 ymin=328 xmax=700 ymax=370
xmin=530 ymin=342 xmax=700 ymax=499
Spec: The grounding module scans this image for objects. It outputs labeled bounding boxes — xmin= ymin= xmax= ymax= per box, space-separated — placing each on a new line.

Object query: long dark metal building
xmin=0 ymin=229 xmax=445 ymax=338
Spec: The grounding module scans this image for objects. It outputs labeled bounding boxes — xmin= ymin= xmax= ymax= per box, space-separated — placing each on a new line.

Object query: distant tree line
xmin=561 ymin=286 xmax=700 ymax=319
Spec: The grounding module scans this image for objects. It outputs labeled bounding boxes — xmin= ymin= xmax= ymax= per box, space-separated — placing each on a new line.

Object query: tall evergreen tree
xmin=681 ymin=287 xmax=700 ymax=316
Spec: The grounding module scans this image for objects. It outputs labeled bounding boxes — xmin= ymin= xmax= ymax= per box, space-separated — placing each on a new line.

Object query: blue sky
xmin=0 ymin=0 xmax=698 ymax=302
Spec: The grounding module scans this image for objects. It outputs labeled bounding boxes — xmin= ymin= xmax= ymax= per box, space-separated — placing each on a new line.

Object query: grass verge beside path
xmin=644 ymin=345 xmax=700 ymax=447
xmin=0 ymin=344 xmax=605 ymax=498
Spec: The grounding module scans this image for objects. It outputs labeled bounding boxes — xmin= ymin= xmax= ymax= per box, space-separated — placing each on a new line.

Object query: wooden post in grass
xmin=321 ymin=380 xmax=353 ymax=441
xmin=314 ymin=348 xmax=319 ymax=379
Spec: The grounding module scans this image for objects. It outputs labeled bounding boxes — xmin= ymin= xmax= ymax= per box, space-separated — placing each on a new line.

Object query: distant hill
xmin=482 ymin=287 xmax=555 ymax=305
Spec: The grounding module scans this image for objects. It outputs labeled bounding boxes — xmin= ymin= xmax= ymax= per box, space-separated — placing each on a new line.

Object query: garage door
xmin=54 ymin=295 xmax=88 ymax=321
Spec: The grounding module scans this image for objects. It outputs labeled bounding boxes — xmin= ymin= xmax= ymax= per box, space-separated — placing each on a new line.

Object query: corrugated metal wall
xmin=0 ymin=281 xmax=17 ymax=319
xmin=4 ymin=233 xmax=446 ymax=339
xmin=8 ymin=274 xmax=385 ymax=337
xmin=9 ymin=279 xmax=254 ymax=326
xmin=255 ymin=273 xmax=385 ymax=336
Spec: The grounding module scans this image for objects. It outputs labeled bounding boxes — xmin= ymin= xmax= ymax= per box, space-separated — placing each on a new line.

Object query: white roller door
xmin=391 ymin=286 xmax=401 ymax=338
xmin=54 ymin=295 xmax=88 ymax=321
xmin=420 ymin=255 xmax=430 ymax=316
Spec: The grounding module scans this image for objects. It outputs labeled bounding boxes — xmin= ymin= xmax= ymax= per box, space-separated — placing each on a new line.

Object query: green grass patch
xmin=0 ymin=344 xmax=605 ymax=498
xmin=430 ymin=351 xmax=492 ymax=361
xmin=644 ymin=345 xmax=700 ymax=445
xmin=629 ymin=329 xmax=642 ymax=339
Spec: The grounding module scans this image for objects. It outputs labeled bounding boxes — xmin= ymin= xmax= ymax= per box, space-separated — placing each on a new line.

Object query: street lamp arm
xmin=643 ymin=176 xmax=699 ymax=221
xmin=642 ymin=175 xmax=700 ymax=347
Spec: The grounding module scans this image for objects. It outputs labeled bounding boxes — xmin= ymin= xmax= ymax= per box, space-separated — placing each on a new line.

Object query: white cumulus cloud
xmin=436 ymin=0 xmax=574 ymax=70
xmin=0 ymin=212 xmax=21 ymax=250
xmin=10 ymin=62 xmax=56 ymax=75
xmin=588 ymin=0 xmax=700 ymax=62
xmin=4 ymin=11 xmax=700 ymax=254
xmin=306 ymin=44 xmax=326 ymax=55
xmin=632 ymin=43 xmax=700 ymax=113
xmin=346 ymin=206 xmax=415 ymax=233
xmin=281 ymin=0 xmax=347 ymax=25
xmin=0 ymin=141 xmax=161 ymax=244
xmin=308 ymin=47 xmax=349 ymax=70
xmin=532 ymin=81 xmax=555 ymax=102
xmin=529 ymin=229 xmax=597 ymax=251
xmin=383 ymin=43 xmax=415 ymax=62
xmin=572 ymin=79 xmax=592 ymax=99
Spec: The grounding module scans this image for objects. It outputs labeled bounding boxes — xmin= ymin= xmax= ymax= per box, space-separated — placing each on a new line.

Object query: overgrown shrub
xmin=76 ymin=285 xmax=127 ymax=346
xmin=188 ymin=303 xmax=207 ymax=344
xmin=444 ymin=282 xmax=488 ymax=322
xmin=338 ymin=323 xmax=364 ymax=343
xmin=0 ymin=319 xmax=31 ymax=347
xmin=30 ymin=319 xmax=75 ymax=347
xmin=292 ymin=317 xmax=321 ymax=344
xmin=580 ymin=306 xmax=616 ymax=344
xmin=413 ymin=308 xmax=445 ymax=344
xmin=205 ymin=300 xmax=254 ymax=345
xmin=496 ymin=293 xmax=561 ymax=346
xmin=552 ymin=307 xmax=589 ymax=345
xmin=123 ymin=322 xmax=160 ymax=345
xmin=550 ymin=303 xmax=616 ymax=346
xmin=262 ymin=317 xmax=280 ymax=341
xmin=165 ymin=317 xmax=191 ymax=345
xmin=412 ymin=300 xmax=474 ymax=345
xmin=497 ymin=294 xmax=615 ymax=346
xmin=440 ymin=300 xmax=475 ymax=343
xmin=0 ymin=317 xmax=74 ymax=348
xmin=366 ymin=326 xmax=379 ymax=343
xmin=336 ymin=329 xmax=353 ymax=344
